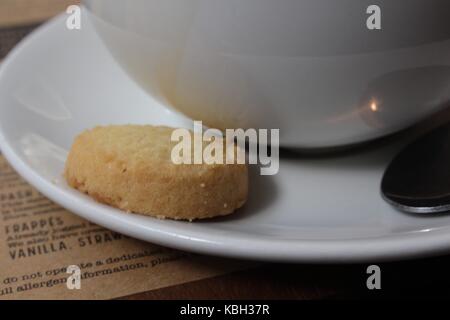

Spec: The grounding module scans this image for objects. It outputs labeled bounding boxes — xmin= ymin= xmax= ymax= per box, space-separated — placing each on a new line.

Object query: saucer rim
xmin=1 ymin=14 xmax=450 ymax=263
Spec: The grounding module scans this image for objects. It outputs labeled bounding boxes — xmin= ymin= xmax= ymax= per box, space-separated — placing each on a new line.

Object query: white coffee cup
xmin=84 ymin=0 xmax=450 ymax=148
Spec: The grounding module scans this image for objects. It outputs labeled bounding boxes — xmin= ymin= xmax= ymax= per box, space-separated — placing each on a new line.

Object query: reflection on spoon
xmin=381 ymin=122 xmax=450 ymax=214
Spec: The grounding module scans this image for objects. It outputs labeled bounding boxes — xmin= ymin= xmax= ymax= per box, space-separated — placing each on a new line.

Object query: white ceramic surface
xmin=84 ymin=0 xmax=450 ymax=147
xmin=2 ymin=14 xmax=450 ymax=262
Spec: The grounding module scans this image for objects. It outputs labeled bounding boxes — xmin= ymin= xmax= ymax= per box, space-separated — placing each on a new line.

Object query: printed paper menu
xmin=0 ymin=156 xmax=247 ymax=299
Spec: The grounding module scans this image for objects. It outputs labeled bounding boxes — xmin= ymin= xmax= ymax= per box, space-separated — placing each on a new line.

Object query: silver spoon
xmin=381 ymin=123 xmax=450 ymax=214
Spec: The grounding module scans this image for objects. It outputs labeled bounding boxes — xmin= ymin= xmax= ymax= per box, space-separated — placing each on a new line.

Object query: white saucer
xmin=1 ymin=13 xmax=450 ymax=263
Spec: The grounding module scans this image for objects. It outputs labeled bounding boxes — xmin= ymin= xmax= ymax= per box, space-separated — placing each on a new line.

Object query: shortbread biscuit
xmin=64 ymin=125 xmax=248 ymax=220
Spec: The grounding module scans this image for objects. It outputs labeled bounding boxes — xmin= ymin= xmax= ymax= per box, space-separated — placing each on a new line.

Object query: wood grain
xmin=0 ymin=0 xmax=79 ymax=27
xmin=121 ymin=256 xmax=450 ymax=300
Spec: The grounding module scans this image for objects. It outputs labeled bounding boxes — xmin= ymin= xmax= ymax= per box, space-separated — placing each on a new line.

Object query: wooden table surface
xmin=1 ymin=0 xmax=450 ymax=300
